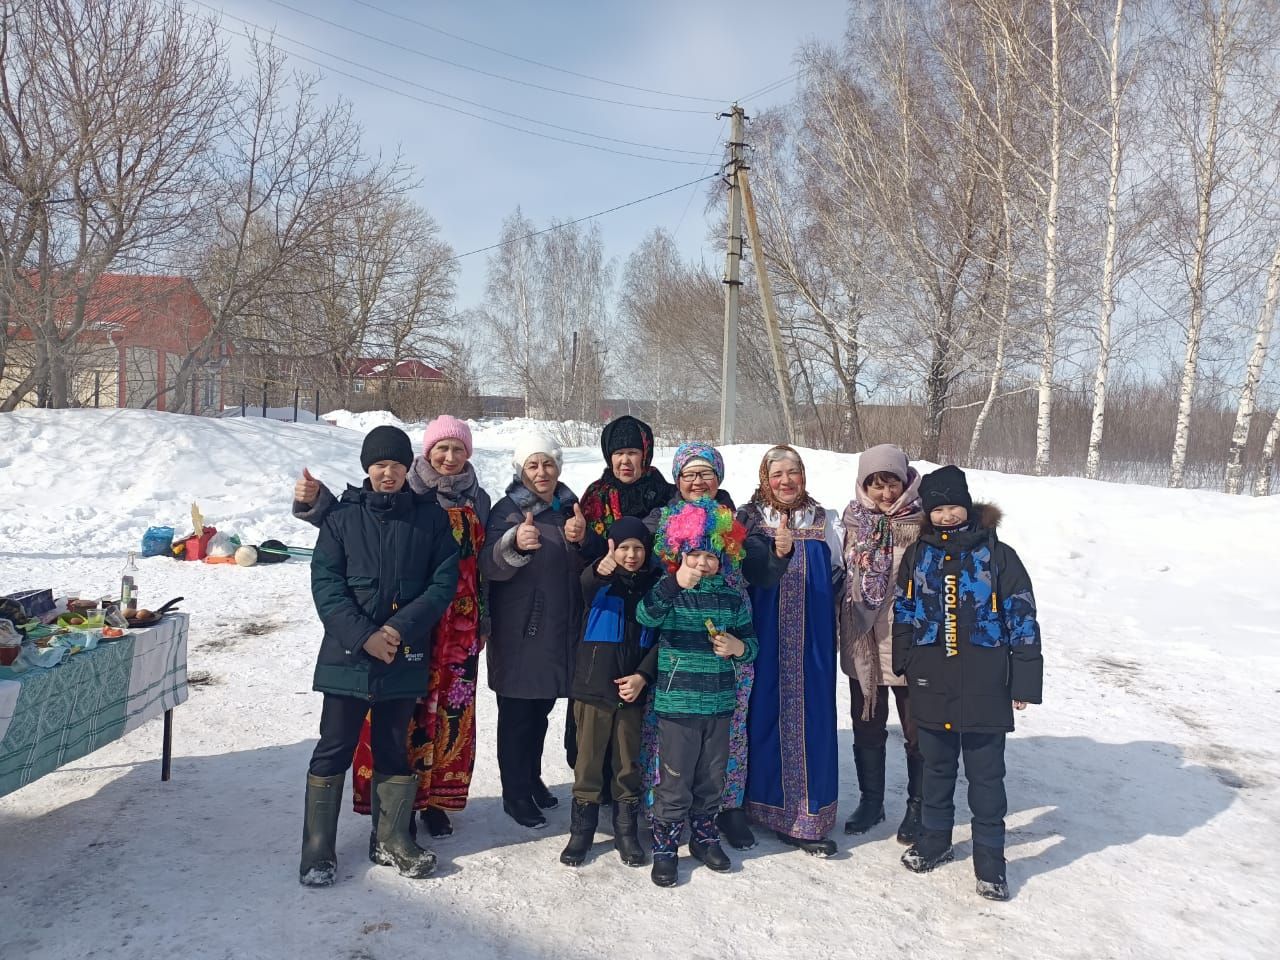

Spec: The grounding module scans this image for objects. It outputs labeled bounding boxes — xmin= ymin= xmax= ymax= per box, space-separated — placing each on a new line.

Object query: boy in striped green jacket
xmin=638 ymin=497 xmax=757 ymax=887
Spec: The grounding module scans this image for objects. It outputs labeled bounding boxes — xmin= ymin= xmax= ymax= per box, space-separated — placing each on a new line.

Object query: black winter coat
xmin=310 ymin=483 xmax=460 ymax=702
xmin=480 ymin=480 xmax=585 ymax=699
xmin=891 ymin=504 xmax=1042 ymax=734
xmin=572 ymin=565 xmax=661 ymax=711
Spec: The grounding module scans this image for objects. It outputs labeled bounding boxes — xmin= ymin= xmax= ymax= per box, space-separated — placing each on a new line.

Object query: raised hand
xmin=564 ymin=502 xmax=587 ymax=544
xmin=295 ymin=466 xmax=319 ymax=505
xmin=774 ymin=510 xmax=794 ymax=558
xmin=596 ymin=538 xmax=618 ymax=577
xmin=515 ymin=511 xmax=542 ymax=552
xmin=675 ymin=556 xmax=702 ymax=590
xmin=363 ymin=627 xmax=400 ymax=664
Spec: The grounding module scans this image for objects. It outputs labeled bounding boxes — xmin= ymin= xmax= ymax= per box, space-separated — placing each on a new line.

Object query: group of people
xmin=292 ymin=413 xmax=1043 ymax=901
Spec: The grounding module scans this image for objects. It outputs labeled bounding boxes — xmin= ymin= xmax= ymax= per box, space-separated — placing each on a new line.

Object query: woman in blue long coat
xmin=739 ymin=445 xmax=843 ymax=857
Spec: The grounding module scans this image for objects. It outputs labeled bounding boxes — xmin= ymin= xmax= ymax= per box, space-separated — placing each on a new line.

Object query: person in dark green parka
xmin=299 ymin=425 xmax=459 ymax=888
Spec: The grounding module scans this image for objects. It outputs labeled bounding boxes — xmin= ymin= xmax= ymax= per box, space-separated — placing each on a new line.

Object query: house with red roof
xmin=2 ymin=273 xmax=229 ymax=411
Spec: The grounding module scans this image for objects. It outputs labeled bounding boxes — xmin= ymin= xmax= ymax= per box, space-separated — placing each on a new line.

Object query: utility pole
xmin=719 ymin=104 xmax=746 ymax=446
xmin=739 ymin=166 xmax=798 ymax=445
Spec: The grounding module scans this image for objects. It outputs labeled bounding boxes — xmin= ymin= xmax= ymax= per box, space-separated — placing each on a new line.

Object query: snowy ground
xmin=0 ymin=408 xmax=1277 ymax=960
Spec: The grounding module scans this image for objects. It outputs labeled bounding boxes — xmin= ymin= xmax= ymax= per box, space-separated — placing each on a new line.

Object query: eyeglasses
xmin=679 ymin=470 xmax=717 ymax=483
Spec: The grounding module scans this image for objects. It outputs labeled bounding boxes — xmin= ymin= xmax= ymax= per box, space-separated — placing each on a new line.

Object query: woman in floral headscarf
xmin=739 ymin=445 xmax=844 ymax=857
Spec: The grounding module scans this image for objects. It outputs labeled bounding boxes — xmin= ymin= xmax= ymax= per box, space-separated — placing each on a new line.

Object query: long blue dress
xmin=743 ymin=504 xmax=840 ymax=840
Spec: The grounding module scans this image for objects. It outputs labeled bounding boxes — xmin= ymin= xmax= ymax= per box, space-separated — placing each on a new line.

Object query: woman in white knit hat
xmin=480 ymin=430 xmax=589 ymax=828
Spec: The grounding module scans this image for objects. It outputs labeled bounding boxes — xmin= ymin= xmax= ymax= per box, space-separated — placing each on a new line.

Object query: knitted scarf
xmin=579 ymin=467 xmax=674 ymax=536
xmin=749 ymin=444 xmax=817 ymax=515
xmin=409 ymin=458 xmax=487 ymax=522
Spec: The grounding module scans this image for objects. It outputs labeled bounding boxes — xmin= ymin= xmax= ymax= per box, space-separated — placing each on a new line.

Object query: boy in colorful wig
xmin=636 ymin=497 xmax=758 ymax=888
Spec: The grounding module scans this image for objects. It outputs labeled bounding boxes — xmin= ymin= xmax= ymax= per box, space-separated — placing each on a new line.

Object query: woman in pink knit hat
xmin=292 ymin=414 xmax=491 ymax=840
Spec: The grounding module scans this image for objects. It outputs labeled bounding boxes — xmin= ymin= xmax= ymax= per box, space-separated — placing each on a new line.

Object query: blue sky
xmin=201 ymin=0 xmax=850 ymax=309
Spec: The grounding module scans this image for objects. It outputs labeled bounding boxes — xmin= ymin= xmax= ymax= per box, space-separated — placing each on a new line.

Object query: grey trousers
xmin=651 ymin=715 xmax=731 ymax=823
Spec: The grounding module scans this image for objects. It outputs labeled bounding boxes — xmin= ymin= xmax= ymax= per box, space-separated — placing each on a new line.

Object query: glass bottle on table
xmin=120 ymin=551 xmax=139 ymax=615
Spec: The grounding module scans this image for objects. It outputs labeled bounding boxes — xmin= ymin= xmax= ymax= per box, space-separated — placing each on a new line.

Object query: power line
xmin=257 ymin=0 xmax=711 ymax=114
xmin=193 ymin=1 xmax=709 ymax=158
xmin=201 ymin=20 xmax=709 ymax=166
xmin=437 ymin=173 xmax=720 ymax=266
xmin=739 ymin=71 xmax=801 ymax=103
xmin=349 ymin=0 xmax=726 ymax=104
xmin=672 ymin=118 xmax=729 ymax=238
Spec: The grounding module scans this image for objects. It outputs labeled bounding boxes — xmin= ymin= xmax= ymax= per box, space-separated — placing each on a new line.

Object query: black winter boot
xmin=612 ymin=800 xmax=646 ymax=867
xmin=715 ymin=807 xmax=757 ymax=850
xmin=650 ymin=818 xmax=683 ymax=887
xmin=776 ymin=831 xmax=837 ymax=858
xmin=421 ymin=805 xmax=453 ymax=838
xmin=532 ymin=777 xmax=559 ymax=809
xmin=502 ymin=794 xmax=547 ymax=829
xmin=973 ymin=844 xmax=1010 ymax=901
xmin=559 ymin=801 xmax=600 ymax=867
xmin=689 ymin=814 xmax=731 ymax=872
xmin=845 ymin=745 xmax=887 ymax=835
xmin=896 ymin=749 xmax=924 ymax=845
xmin=299 ymin=772 xmax=344 ymax=887
xmin=901 ymin=828 xmax=954 ymax=874
xmin=372 ymin=774 xmax=438 ymax=879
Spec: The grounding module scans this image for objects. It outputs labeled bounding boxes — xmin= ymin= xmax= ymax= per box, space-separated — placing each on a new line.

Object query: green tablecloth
xmin=0 ymin=613 xmax=188 ymax=798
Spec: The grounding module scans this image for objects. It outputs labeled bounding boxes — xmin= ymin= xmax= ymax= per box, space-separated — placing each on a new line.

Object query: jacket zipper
xmin=665 ymin=655 xmax=681 ymax=693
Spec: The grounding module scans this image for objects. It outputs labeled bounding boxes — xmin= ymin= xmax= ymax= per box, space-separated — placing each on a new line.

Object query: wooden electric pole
xmin=719 ymin=104 xmax=746 ymax=446
xmin=739 ymin=166 xmax=798 ymax=444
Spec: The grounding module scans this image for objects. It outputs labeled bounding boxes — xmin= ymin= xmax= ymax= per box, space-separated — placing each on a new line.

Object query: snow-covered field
xmin=0 ymin=408 xmax=1277 ymax=960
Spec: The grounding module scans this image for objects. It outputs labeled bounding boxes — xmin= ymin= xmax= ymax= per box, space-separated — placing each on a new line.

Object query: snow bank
xmin=1 ymin=408 xmax=1277 ymax=960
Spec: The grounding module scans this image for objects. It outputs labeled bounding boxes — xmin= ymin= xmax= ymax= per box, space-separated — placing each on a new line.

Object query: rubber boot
xmin=896 ymin=748 xmax=924 ymax=845
xmin=612 ymin=799 xmax=647 ymax=867
xmin=299 ymin=772 xmax=344 ymax=887
xmin=367 ymin=776 xmax=414 ymax=864
xmin=559 ymin=800 xmax=600 ymax=867
xmin=650 ymin=818 xmax=683 ymax=887
xmin=372 ymin=774 xmax=437 ymax=879
xmin=688 ymin=813 xmax=731 ymax=872
xmin=844 ymin=745 xmax=886 ymax=835
xmin=715 ymin=806 xmax=757 ymax=850
xmin=973 ymin=843 xmax=1010 ymax=901
xmin=901 ymin=827 xmax=954 ymax=874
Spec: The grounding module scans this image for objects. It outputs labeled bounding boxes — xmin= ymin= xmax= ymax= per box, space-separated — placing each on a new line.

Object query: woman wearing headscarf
xmin=739 ymin=445 xmax=844 ymax=857
xmin=839 ymin=444 xmax=925 ymax=842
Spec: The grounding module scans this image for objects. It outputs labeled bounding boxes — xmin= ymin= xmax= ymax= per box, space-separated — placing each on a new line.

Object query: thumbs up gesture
xmin=515 ymin=511 xmax=542 ymax=552
xmin=774 ymin=510 xmax=794 ymax=558
xmin=596 ymin=538 xmax=618 ymax=577
xmin=294 ymin=466 xmax=319 ymax=506
xmin=564 ymin=502 xmax=587 ymax=544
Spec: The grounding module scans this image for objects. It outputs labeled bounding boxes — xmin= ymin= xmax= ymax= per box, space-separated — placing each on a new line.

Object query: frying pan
xmin=126 ymin=596 xmax=184 ymax=628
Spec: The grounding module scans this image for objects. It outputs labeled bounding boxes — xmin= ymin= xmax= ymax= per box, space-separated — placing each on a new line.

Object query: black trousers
xmin=850 ymin=679 xmax=920 ymax=756
xmin=496 ymin=694 xmax=556 ymax=800
xmin=917 ymin=726 xmax=1007 ymax=849
xmin=309 ymin=694 xmax=415 ymax=778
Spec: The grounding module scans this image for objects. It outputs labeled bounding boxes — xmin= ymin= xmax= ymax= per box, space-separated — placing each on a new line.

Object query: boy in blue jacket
xmin=560 ymin=516 xmax=661 ymax=869
xmin=300 ymin=426 xmax=459 ymax=887
xmin=892 ymin=465 xmax=1042 ymax=902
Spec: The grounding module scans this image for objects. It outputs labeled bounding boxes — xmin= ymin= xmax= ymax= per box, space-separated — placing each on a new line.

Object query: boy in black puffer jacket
xmin=892 ymin=466 xmax=1042 ymax=902
xmin=300 ymin=425 xmax=459 ymax=888
xmin=561 ymin=516 xmax=661 ymax=869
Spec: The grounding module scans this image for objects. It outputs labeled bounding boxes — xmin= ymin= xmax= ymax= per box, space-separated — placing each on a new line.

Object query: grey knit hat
xmin=856 ymin=444 xmax=910 ymax=487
